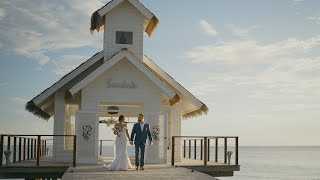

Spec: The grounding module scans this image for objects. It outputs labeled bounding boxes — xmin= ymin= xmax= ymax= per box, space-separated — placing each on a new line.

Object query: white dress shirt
xmin=140 ymin=122 xmax=145 ymax=132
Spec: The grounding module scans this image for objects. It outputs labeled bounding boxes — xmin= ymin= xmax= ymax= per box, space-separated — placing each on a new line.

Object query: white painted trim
xmin=143 ymin=55 xmax=203 ymax=108
xmin=98 ymin=0 xmax=124 ymax=16
xmin=33 ymin=51 xmax=104 ymax=105
xmin=98 ymin=0 xmax=153 ymax=21
xmin=69 ymin=50 xmax=176 ymax=99
xmin=127 ymin=0 xmax=153 ymax=20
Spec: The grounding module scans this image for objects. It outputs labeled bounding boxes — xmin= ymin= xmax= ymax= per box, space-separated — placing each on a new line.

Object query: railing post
xmin=204 ymin=137 xmax=207 ymax=166
xmin=235 ymin=137 xmax=239 ymax=165
xmin=224 ymin=138 xmax=227 ymax=164
xmin=7 ymin=136 xmax=11 ymax=151
xmin=45 ymin=140 xmax=47 ymax=156
xmin=208 ymin=139 xmax=210 ymax=161
xmin=215 ymin=138 xmax=218 ymax=162
xmin=42 ymin=140 xmax=45 ymax=156
xmin=31 ymin=139 xmax=33 ymax=159
xmin=13 ymin=137 xmax=17 ymax=162
xmin=188 ymin=140 xmax=191 ymax=159
xmin=18 ymin=138 xmax=21 ymax=161
xmin=171 ymin=136 xmax=175 ymax=166
xmin=183 ymin=140 xmax=186 ymax=158
xmin=194 ymin=140 xmax=197 ymax=159
xmin=200 ymin=139 xmax=203 ymax=160
xmin=23 ymin=138 xmax=26 ymax=160
xmin=73 ymin=136 xmax=77 ymax=167
xmin=27 ymin=139 xmax=30 ymax=159
xmin=100 ymin=140 xmax=102 ymax=156
xmin=0 ymin=135 xmax=4 ymax=166
xmin=34 ymin=139 xmax=37 ymax=158
xmin=37 ymin=136 xmax=41 ymax=166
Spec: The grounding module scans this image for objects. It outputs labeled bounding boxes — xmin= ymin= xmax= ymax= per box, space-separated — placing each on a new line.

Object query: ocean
xmin=2 ymin=146 xmax=320 ymax=179
xmin=221 ymin=146 xmax=320 ymax=180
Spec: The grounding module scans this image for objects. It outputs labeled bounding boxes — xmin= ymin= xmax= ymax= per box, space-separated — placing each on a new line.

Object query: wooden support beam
xmin=235 ymin=137 xmax=239 ymax=165
xmin=224 ymin=138 xmax=227 ymax=164
xmin=31 ymin=139 xmax=33 ymax=159
xmin=194 ymin=140 xmax=197 ymax=159
xmin=73 ymin=136 xmax=77 ymax=167
xmin=208 ymin=139 xmax=210 ymax=161
xmin=183 ymin=140 xmax=186 ymax=158
xmin=100 ymin=140 xmax=102 ymax=156
xmin=0 ymin=135 xmax=4 ymax=166
xmin=200 ymin=139 xmax=203 ymax=160
xmin=37 ymin=136 xmax=41 ymax=166
xmin=18 ymin=138 xmax=21 ymax=161
xmin=215 ymin=138 xmax=218 ymax=162
xmin=204 ymin=137 xmax=207 ymax=166
xmin=13 ymin=137 xmax=17 ymax=162
xmin=23 ymin=138 xmax=26 ymax=160
xmin=171 ymin=136 xmax=175 ymax=166
xmin=34 ymin=139 xmax=37 ymax=158
xmin=188 ymin=140 xmax=191 ymax=159
xmin=27 ymin=139 xmax=30 ymax=159
xmin=7 ymin=136 xmax=11 ymax=151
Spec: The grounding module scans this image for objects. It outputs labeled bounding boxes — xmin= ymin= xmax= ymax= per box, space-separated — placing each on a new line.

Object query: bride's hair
xmin=118 ymin=115 xmax=125 ymax=122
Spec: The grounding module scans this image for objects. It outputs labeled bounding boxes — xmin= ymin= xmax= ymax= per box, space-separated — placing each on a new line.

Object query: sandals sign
xmin=106 ymin=78 xmax=137 ymax=89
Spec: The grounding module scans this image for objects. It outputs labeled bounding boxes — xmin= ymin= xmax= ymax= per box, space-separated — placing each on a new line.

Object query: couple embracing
xmin=106 ymin=114 xmax=153 ymax=171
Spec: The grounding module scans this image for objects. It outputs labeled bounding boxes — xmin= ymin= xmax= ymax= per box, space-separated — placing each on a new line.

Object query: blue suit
xmin=130 ymin=123 xmax=152 ymax=167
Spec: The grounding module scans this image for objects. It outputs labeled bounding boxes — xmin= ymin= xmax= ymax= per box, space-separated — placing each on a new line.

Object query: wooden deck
xmin=61 ymin=157 xmax=219 ymax=180
xmin=1 ymin=156 xmax=239 ymax=179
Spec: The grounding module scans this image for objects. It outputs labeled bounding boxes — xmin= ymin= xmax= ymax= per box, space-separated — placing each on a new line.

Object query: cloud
xmin=184 ymin=35 xmax=320 ymax=64
xmin=306 ymin=16 xmax=320 ymax=24
xmin=0 ymin=8 xmax=5 ymax=19
xmin=184 ymin=33 xmax=320 ymax=116
xmin=53 ymin=55 xmax=89 ymax=75
xmin=12 ymin=97 xmax=28 ymax=105
xmin=199 ymin=19 xmax=218 ymax=37
xmin=0 ymin=0 xmax=104 ymax=65
xmin=0 ymin=82 xmax=8 ymax=87
xmin=227 ymin=24 xmax=258 ymax=38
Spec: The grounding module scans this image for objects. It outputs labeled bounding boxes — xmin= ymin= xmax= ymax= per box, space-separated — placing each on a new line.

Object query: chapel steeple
xmin=90 ymin=0 xmax=159 ymax=62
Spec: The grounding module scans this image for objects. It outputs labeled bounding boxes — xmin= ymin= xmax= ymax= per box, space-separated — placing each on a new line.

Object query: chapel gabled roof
xmin=25 ymin=50 xmax=208 ymax=120
xmin=90 ymin=0 xmax=159 ymax=36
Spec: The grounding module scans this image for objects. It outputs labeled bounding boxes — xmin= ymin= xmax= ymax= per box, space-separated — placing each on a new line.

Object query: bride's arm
xmin=125 ymin=127 xmax=130 ymax=140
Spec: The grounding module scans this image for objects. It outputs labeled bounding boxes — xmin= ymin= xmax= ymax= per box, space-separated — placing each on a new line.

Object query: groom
xmin=130 ymin=114 xmax=153 ymax=170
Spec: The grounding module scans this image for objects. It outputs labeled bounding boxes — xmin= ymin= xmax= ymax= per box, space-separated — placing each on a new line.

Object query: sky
xmin=0 ymin=0 xmax=320 ymax=146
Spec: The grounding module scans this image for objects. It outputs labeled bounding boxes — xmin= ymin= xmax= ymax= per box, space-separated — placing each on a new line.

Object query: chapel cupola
xmin=90 ymin=0 xmax=159 ymax=62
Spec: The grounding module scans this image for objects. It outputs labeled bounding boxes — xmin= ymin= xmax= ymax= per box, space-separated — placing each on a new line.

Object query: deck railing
xmin=171 ymin=136 xmax=239 ymax=166
xmin=0 ymin=134 xmax=77 ymax=167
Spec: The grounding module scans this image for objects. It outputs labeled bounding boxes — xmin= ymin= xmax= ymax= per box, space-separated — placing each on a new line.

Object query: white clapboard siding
xmin=81 ymin=59 xmax=162 ymax=112
xmin=104 ymin=0 xmax=144 ymax=62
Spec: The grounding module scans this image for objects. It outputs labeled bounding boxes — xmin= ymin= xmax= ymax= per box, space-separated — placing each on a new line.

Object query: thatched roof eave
xmin=25 ymin=101 xmax=51 ymax=120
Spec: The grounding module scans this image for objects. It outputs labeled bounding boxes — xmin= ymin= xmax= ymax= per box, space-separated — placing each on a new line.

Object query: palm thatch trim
xmin=25 ymin=101 xmax=51 ymax=120
xmin=169 ymin=94 xmax=181 ymax=106
xmin=90 ymin=11 xmax=99 ymax=33
xmin=182 ymin=104 xmax=209 ymax=119
xmin=145 ymin=16 xmax=159 ymax=37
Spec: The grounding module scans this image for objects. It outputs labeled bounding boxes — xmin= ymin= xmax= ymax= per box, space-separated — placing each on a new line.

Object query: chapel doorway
xmin=98 ymin=102 xmax=144 ymax=159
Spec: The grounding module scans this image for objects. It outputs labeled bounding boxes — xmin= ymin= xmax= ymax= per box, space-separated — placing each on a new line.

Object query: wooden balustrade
xmin=0 ymin=134 xmax=77 ymax=167
xmin=171 ymin=136 xmax=239 ymax=166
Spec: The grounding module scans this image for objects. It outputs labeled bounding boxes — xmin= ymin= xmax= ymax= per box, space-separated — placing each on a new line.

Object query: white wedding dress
xmin=107 ymin=126 xmax=132 ymax=171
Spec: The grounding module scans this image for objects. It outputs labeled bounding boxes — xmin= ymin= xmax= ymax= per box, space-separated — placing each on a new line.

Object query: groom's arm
xmin=147 ymin=124 xmax=153 ymax=142
xmin=130 ymin=124 xmax=136 ymax=141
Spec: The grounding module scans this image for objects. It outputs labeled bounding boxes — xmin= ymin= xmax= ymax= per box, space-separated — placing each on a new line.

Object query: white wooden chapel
xmin=26 ymin=0 xmax=208 ymax=164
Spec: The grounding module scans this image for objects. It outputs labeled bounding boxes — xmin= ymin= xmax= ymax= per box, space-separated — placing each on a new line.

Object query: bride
xmin=106 ymin=115 xmax=132 ymax=171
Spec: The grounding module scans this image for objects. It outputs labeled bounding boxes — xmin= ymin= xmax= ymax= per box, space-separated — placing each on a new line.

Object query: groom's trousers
xmin=135 ymin=142 xmax=146 ymax=167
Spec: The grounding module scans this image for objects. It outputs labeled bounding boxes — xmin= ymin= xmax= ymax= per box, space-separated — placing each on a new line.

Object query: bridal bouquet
xmin=112 ymin=126 xmax=122 ymax=137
